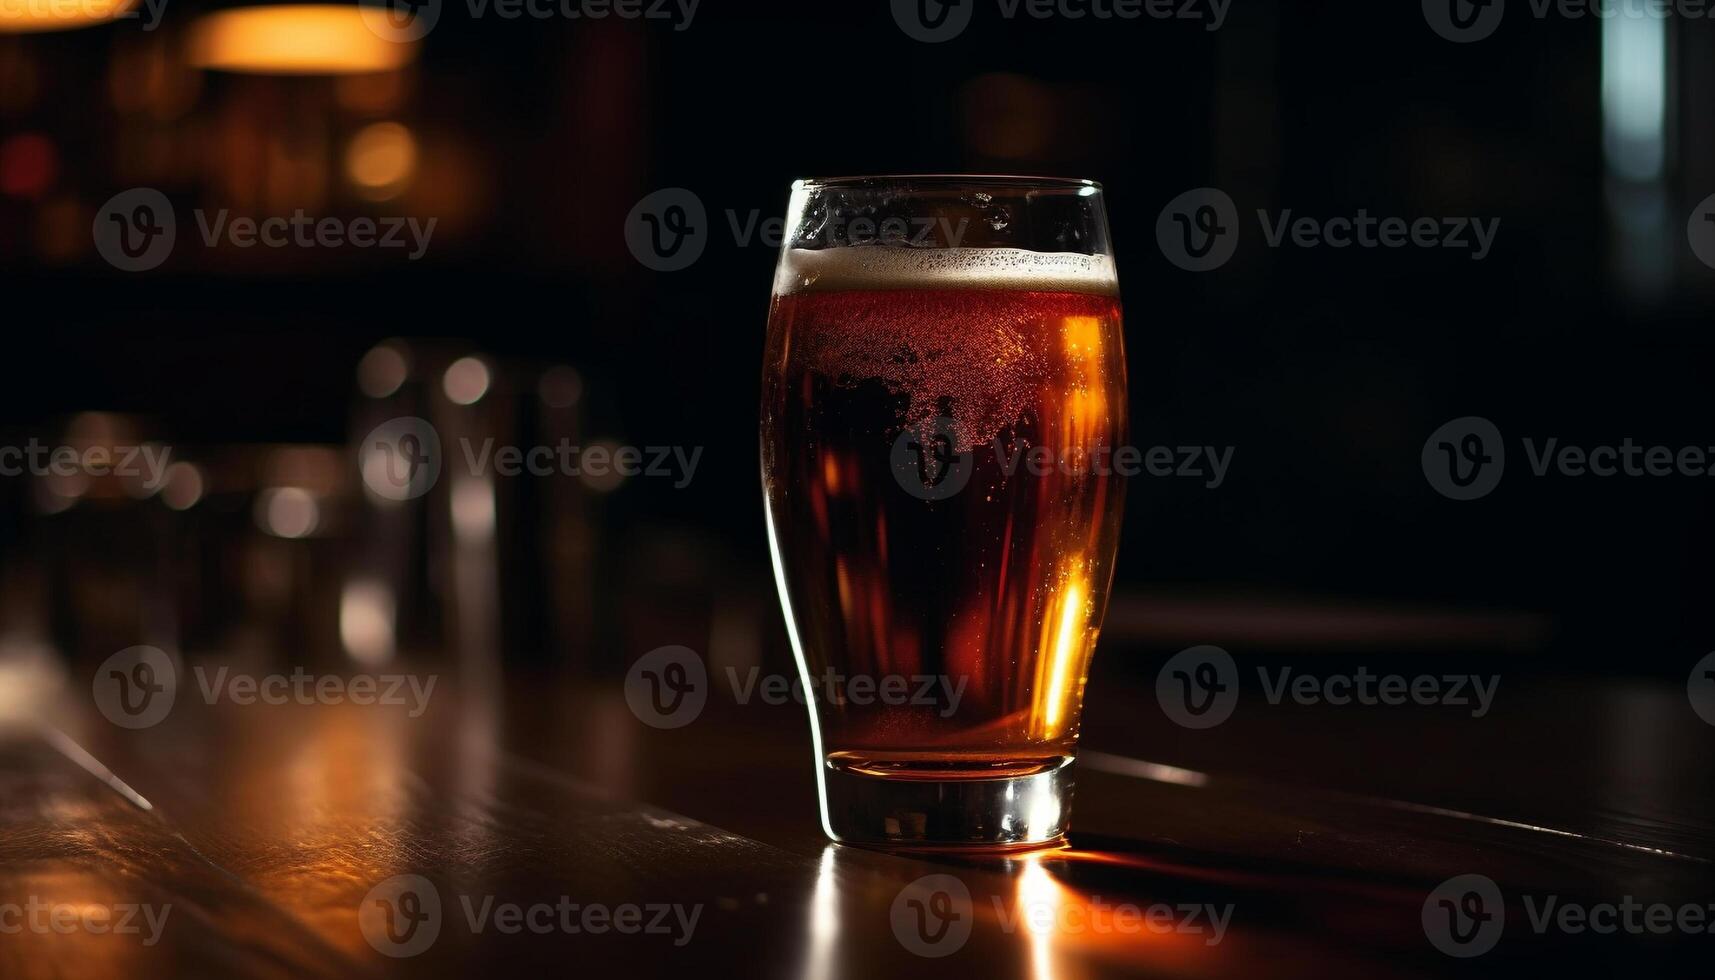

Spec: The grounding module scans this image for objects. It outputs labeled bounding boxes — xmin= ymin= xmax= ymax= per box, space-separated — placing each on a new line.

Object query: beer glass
xmin=761 ymin=176 xmax=1127 ymax=847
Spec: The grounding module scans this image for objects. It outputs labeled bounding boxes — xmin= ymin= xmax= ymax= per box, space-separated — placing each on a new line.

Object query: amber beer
xmin=762 ymin=214 xmax=1127 ymax=847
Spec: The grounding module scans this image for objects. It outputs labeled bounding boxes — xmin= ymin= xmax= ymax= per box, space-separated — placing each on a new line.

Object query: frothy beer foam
xmin=774 ymin=246 xmax=1118 ymax=296
xmin=775 ymin=248 xmax=1122 ymax=454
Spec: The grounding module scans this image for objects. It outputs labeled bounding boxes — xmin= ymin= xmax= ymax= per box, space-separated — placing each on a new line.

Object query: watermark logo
xmin=93 ymin=188 xmax=175 ymax=272
xmin=891 ymin=425 xmax=1234 ymax=501
xmin=360 ymin=874 xmax=701 ymax=954
xmin=890 ymin=874 xmax=973 ymax=957
xmin=360 ymin=875 xmax=443 ymax=958
xmin=1424 ymin=417 xmax=1715 ymax=499
xmin=1689 ymin=651 xmax=1715 ymax=726
xmin=891 ymin=0 xmax=974 ymax=42
xmin=994 ymin=895 xmax=1232 ymax=944
xmin=1157 ymin=646 xmax=1499 ymax=729
xmin=94 ymin=655 xmax=437 ymax=729
xmin=1156 ymin=187 xmax=1239 ymax=272
xmin=93 ymin=188 xmax=437 ymax=269
xmin=358 ymin=0 xmax=441 ymax=42
xmin=1155 ymin=644 xmax=1239 ymax=729
xmin=1687 ymin=193 xmax=1715 ymax=270
xmin=626 ymin=188 xmax=707 ymax=272
xmin=1422 ymin=0 xmax=1504 ymax=42
xmin=626 ymin=189 xmax=971 ymax=271
xmin=360 ymin=416 xmax=443 ymax=501
xmin=1423 ymin=874 xmax=1505 ymax=957
xmin=361 ymin=0 xmax=698 ymax=41
xmin=1427 ymin=0 xmax=1715 ymax=43
xmin=92 ymin=645 xmax=177 ymax=729
xmin=1422 ymin=416 xmax=1505 ymax=501
xmin=626 ymin=648 xmax=968 ymax=723
xmin=1426 ymin=873 xmax=1715 ymax=955
xmin=890 ymin=873 xmax=1232 ymax=957
xmin=0 ymin=0 xmax=168 ymax=30
xmin=726 ymin=666 xmax=967 ymax=717
xmin=624 ymin=645 xmax=708 ymax=729
xmin=460 ymin=438 xmax=700 ymax=488
xmin=891 ymin=417 xmax=973 ymax=501
xmin=1157 ymin=188 xmax=1499 ymax=271
xmin=359 ymin=416 xmax=699 ymax=499
xmin=0 ymin=898 xmax=171 ymax=946
xmin=1430 ymin=0 xmax=1715 ymax=44
xmin=892 ymin=0 xmax=1228 ymax=42
xmin=192 ymin=209 xmax=435 ymax=259
xmin=0 ymin=439 xmax=172 ymax=489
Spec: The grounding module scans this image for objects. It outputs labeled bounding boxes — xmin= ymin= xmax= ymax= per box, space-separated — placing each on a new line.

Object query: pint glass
xmin=761 ymin=176 xmax=1127 ymax=847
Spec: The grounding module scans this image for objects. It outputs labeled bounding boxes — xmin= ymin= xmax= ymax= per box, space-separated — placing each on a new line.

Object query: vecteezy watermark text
xmin=725 ymin=666 xmax=968 ymax=718
xmin=0 ymin=0 xmax=166 ymax=29
xmin=359 ymin=0 xmax=698 ymax=42
xmin=1156 ymin=188 xmax=1499 ymax=272
xmin=464 ymin=0 xmax=698 ymax=28
xmin=191 ymin=666 xmax=436 ymax=717
xmin=193 ymin=210 xmax=435 ymax=260
xmin=891 ymin=421 xmax=1234 ymax=501
xmin=1424 ymin=0 xmax=1715 ymax=44
xmin=459 ymin=439 xmax=701 ymax=488
xmin=359 ymin=417 xmax=701 ymax=501
xmin=358 ymin=875 xmax=700 ymax=958
xmin=1423 ymin=416 xmax=1715 ymax=501
xmin=890 ymin=0 xmax=1229 ymax=44
xmin=93 ymin=188 xmax=437 ymax=271
xmin=92 ymin=646 xmax=438 ymax=729
xmin=888 ymin=874 xmax=1232 ymax=957
xmin=621 ymin=645 xmax=971 ymax=729
xmin=0 ymin=440 xmax=171 ymax=489
xmin=994 ymin=440 xmax=1233 ymax=487
xmin=1155 ymin=645 xmax=1500 ymax=729
xmin=1424 ymin=873 xmax=1715 ymax=957
xmin=623 ymin=187 xmax=972 ymax=272
xmin=0 ymin=899 xmax=171 ymax=947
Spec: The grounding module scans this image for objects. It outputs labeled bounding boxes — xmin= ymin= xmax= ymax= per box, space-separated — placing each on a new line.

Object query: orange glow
xmin=1062 ymin=315 xmax=1102 ymax=357
xmin=820 ymin=452 xmax=841 ymax=495
xmin=1035 ymin=572 xmax=1088 ymax=737
xmin=187 ymin=6 xmax=418 ymax=75
xmin=991 ymin=852 xmax=1226 ymax=971
xmin=0 ymin=0 xmax=134 ymax=33
xmin=345 ymin=121 xmax=416 ymax=200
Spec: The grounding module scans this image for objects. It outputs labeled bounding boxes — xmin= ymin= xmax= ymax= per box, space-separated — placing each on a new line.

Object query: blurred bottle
xmin=349 ymin=340 xmax=598 ymax=688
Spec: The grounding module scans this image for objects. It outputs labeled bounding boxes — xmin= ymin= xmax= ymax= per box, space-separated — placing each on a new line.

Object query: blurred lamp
xmin=0 ymin=0 xmax=136 ymax=32
xmin=160 ymin=462 xmax=206 ymax=511
xmin=345 ymin=121 xmax=417 ymax=200
xmin=358 ymin=339 xmax=411 ymax=398
xmin=443 ymin=356 xmax=491 ymax=406
xmin=256 ymin=487 xmax=320 ymax=538
xmin=187 ymin=5 xmax=417 ymax=75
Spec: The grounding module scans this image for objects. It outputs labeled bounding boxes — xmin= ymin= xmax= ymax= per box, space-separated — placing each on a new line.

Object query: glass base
xmin=818 ymin=755 xmax=1075 ymax=848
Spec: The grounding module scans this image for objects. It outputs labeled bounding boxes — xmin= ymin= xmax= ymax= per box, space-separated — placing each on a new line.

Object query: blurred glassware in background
xmin=352 ymin=339 xmax=610 ymax=685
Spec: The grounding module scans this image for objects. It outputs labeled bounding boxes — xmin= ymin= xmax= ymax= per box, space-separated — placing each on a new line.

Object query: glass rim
xmin=792 ymin=174 xmax=1102 ymax=192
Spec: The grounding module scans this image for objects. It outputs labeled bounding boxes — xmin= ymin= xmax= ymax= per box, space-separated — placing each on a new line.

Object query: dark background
xmin=3 ymin=0 xmax=1714 ymax=674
